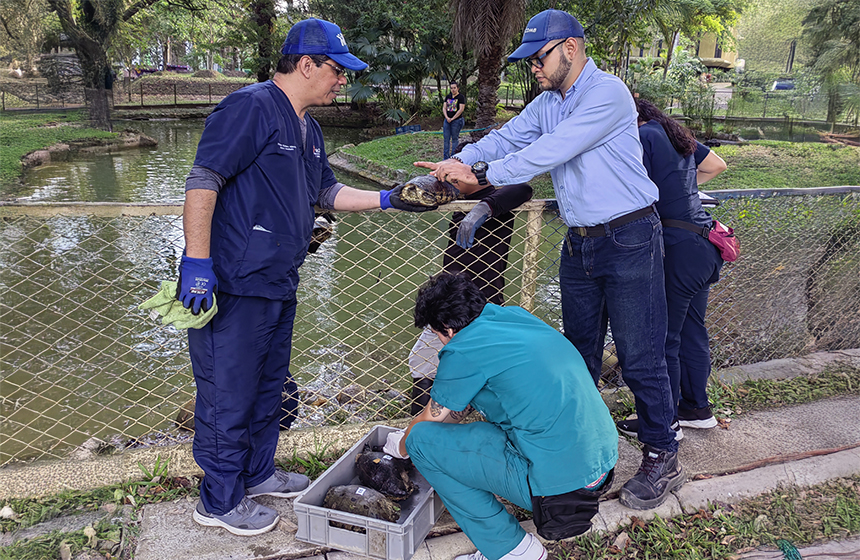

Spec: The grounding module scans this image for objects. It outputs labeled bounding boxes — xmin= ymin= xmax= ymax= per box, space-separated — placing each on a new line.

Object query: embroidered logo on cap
xmin=336 ymin=32 xmax=346 ymax=47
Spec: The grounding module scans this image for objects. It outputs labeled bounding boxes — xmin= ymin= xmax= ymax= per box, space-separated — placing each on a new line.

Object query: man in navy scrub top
xmin=178 ymin=18 xmax=429 ymax=536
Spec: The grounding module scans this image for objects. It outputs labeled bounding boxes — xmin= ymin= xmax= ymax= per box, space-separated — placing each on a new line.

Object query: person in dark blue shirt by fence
xmin=617 ymin=97 xmax=728 ymax=442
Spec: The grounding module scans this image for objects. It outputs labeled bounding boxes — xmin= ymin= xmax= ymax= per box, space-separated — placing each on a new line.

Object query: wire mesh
xmin=1 ymin=189 xmax=859 ymax=467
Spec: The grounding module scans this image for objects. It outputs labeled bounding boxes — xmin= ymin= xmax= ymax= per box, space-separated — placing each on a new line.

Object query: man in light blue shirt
xmin=415 ymin=9 xmax=683 ymax=511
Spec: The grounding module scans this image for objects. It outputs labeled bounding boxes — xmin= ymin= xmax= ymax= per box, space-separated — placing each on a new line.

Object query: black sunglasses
xmin=321 ymin=61 xmax=346 ymax=77
xmin=525 ymin=40 xmax=567 ymax=69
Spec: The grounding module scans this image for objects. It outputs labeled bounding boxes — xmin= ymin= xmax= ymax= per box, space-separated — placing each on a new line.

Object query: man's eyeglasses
xmin=525 ymin=40 xmax=566 ymax=69
xmin=321 ymin=61 xmax=346 ymax=77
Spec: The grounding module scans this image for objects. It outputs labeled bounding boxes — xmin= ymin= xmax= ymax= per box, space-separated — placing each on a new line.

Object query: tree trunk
xmin=662 ymin=31 xmax=679 ymax=79
xmin=85 ymin=87 xmax=112 ymax=131
xmin=75 ymin=42 xmax=113 ymax=130
xmin=252 ymin=0 xmax=275 ymax=82
xmin=472 ymin=44 xmax=503 ymax=139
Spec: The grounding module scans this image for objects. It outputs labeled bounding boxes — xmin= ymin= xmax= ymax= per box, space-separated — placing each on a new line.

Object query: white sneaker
xmin=454 ymin=533 xmax=547 ymax=560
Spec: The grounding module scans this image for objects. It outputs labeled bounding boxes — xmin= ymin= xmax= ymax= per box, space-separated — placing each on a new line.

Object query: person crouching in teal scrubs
xmin=383 ymin=273 xmax=618 ymax=560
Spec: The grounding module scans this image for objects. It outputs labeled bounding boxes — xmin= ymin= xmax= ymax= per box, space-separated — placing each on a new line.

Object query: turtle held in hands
xmin=355 ymin=444 xmax=416 ymax=501
xmin=398 ymin=175 xmax=462 ymax=207
xmin=323 ymin=484 xmax=401 ymax=526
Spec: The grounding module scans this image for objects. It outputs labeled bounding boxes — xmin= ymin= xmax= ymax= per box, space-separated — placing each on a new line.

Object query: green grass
xmin=0 ymin=520 xmax=122 ymax=560
xmin=0 ymin=110 xmax=116 ymax=189
xmin=707 ymin=364 xmax=860 ymax=418
xmin=0 ymin=452 xmax=320 ymax=559
xmin=277 ymin=443 xmax=348 ymax=480
xmin=340 ymin=132 xmax=555 ymax=197
xmin=133 ymin=71 xmax=252 ymax=84
xmin=707 ymin=140 xmax=860 ymax=190
xmin=342 ymin=134 xmax=860 ymax=199
xmin=2 ymin=445 xmax=857 ymax=559
xmin=610 ymin=365 xmax=860 ymax=423
xmin=550 ymin=476 xmax=860 ymax=560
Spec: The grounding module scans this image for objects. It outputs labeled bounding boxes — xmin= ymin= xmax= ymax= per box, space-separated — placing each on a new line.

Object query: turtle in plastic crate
xmin=354 ymin=444 xmax=417 ymax=501
xmin=323 ymin=484 xmax=401 ymax=531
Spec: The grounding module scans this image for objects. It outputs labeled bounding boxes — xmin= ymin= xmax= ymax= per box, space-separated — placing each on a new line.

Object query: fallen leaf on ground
xmin=612 ymin=531 xmax=630 ymax=550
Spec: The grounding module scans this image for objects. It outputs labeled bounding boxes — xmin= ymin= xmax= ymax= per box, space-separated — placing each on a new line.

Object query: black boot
xmin=619 ymin=445 xmax=685 ymax=510
xmin=411 ymin=377 xmax=434 ymax=415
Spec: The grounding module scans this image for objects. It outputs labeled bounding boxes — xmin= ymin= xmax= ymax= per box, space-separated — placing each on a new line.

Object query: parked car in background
xmin=772 ymin=78 xmax=795 ymax=91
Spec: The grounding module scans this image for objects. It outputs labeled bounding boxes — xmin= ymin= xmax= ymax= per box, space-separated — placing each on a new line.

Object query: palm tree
xmin=802 ymin=0 xmax=860 ymax=126
xmin=450 ymin=0 xmax=527 ymax=138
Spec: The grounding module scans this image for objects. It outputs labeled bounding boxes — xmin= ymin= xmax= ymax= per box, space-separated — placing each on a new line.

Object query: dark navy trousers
xmin=559 ymin=213 xmax=677 ymax=452
xmin=188 ymin=292 xmax=299 ymax=515
xmin=663 ymin=228 xmax=723 ymax=414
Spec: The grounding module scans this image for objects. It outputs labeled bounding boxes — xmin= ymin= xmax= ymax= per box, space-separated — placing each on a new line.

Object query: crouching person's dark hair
xmin=414 ymin=273 xmax=487 ymax=334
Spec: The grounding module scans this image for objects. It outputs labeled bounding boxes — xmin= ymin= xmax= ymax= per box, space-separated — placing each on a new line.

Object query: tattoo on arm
xmin=429 ymin=400 xmax=445 ymax=418
xmin=448 ymin=406 xmax=473 ymax=423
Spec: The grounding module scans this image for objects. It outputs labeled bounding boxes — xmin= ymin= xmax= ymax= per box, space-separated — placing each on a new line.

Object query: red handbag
xmin=661 ymin=218 xmax=740 ymax=262
xmin=708 ymin=220 xmax=740 ymax=262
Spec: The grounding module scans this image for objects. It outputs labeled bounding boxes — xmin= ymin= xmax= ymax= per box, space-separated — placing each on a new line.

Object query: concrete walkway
xmin=133 ymin=394 xmax=860 ymax=560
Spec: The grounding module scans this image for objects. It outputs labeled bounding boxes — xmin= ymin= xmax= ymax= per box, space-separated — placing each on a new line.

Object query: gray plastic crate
xmin=294 ymin=425 xmax=445 ymax=560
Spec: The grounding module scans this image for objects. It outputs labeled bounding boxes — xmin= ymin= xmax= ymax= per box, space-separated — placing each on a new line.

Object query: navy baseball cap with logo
xmin=281 ymin=18 xmax=368 ymax=71
xmin=508 ymin=9 xmax=585 ymax=62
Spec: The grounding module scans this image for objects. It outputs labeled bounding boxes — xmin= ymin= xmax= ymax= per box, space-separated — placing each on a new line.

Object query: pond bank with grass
xmin=0 ymin=111 xmax=117 ymax=191
xmin=334 ymin=134 xmax=860 ymax=198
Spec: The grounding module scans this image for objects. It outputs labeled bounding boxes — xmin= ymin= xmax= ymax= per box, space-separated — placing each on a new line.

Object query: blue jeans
xmin=559 ymin=213 xmax=677 ymax=452
xmin=663 ymin=228 xmax=723 ymax=414
xmin=406 ymin=421 xmax=532 ymax=560
xmin=188 ymin=292 xmax=298 ymax=514
xmin=443 ymin=117 xmax=464 ymax=159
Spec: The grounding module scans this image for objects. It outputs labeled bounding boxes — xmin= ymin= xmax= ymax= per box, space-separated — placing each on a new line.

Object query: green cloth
xmin=139 ymin=280 xmax=218 ymax=330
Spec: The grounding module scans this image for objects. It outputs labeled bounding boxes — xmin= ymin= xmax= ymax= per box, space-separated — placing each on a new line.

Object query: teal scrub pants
xmin=405 ymin=421 xmax=532 ymax=560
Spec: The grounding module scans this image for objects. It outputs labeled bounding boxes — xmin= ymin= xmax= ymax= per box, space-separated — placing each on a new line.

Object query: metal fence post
xmin=208 ymin=83 xmax=212 ymax=104
xmin=763 ymin=93 xmax=768 ymax=118
xmin=518 ymin=208 xmax=544 ymax=312
xmin=140 ymin=82 xmax=144 ymax=107
xmin=35 ymin=84 xmax=39 ymax=109
xmin=174 ymin=83 xmax=177 ymax=106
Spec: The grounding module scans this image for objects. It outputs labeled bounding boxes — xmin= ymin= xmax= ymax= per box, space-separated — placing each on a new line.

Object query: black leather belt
xmin=569 ymin=204 xmax=657 ymax=238
xmin=661 ymin=218 xmax=711 ymax=239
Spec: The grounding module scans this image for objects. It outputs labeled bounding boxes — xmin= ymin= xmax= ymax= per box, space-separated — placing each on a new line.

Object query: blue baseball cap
xmin=508 ymin=10 xmax=585 ymax=62
xmin=281 ymin=18 xmax=368 ymax=71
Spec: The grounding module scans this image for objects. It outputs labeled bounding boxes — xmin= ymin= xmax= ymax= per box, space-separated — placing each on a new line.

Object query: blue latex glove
xmin=380 ymin=184 xmax=436 ymax=212
xmin=456 ymin=201 xmax=492 ymax=249
xmin=176 ymin=255 xmax=218 ymax=315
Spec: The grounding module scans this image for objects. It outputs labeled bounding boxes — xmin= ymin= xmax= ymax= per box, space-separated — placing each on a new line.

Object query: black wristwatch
xmin=471 ymin=161 xmax=489 ymax=186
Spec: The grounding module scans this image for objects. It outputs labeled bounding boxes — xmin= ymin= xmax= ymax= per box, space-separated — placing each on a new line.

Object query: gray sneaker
xmin=192 ymin=497 xmax=279 ymax=536
xmin=246 ymin=469 xmax=310 ymax=498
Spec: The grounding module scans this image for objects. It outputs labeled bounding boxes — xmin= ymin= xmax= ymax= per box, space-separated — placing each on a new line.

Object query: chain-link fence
xmin=2 ymin=188 xmax=859 ymax=467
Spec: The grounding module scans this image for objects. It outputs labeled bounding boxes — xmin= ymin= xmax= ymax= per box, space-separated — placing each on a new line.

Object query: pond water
xmin=3 ymin=119 xmax=564 ymax=462
xmin=18 ymin=119 xmax=373 ymax=202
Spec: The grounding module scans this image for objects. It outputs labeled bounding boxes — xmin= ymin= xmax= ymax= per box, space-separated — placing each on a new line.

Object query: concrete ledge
xmin=0 ymin=420 xmax=408 ymax=500
xmin=715 ymin=349 xmax=860 ymax=385
xmin=2 ymin=349 xmax=857 ymax=501
xmin=672 ymin=447 xmax=860 ymax=514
